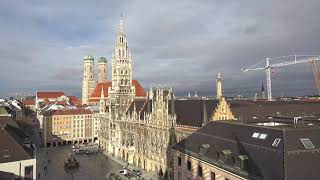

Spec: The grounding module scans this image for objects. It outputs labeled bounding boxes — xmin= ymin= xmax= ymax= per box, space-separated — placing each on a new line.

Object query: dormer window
xmin=272 ymin=138 xmax=281 ymax=147
xmin=300 ymin=138 xmax=315 ymax=149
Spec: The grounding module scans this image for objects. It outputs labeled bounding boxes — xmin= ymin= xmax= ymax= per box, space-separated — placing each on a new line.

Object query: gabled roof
xmin=0 ymin=124 xmax=33 ymax=163
xmin=21 ymin=99 xmax=35 ymax=106
xmin=175 ymin=99 xmax=219 ymax=127
xmin=67 ymin=96 xmax=81 ymax=105
xmin=37 ymin=92 xmax=65 ymax=99
xmin=90 ymin=82 xmax=112 ymax=98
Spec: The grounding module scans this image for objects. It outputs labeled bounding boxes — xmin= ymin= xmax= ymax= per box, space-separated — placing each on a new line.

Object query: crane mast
xmin=241 ymin=55 xmax=320 ymax=101
xmin=310 ymin=60 xmax=320 ymax=95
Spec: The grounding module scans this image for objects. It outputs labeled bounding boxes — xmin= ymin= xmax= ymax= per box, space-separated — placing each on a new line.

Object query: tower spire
xmin=119 ymin=13 xmax=125 ymax=34
xmin=216 ymin=72 xmax=223 ymax=99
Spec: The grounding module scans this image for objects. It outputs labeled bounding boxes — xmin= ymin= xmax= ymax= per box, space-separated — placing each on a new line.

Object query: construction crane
xmin=241 ymin=55 xmax=320 ymax=101
xmin=310 ymin=59 xmax=320 ymax=95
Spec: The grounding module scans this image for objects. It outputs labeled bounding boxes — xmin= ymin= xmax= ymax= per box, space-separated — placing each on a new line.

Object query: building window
xmin=178 ymin=157 xmax=181 ymax=167
xmin=178 ymin=171 xmax=182 ymax=180
xmin=211 ymin=172 xmax=216 ymax=180
xmin=198 ymin=165 xmax=203 ymax=177
xmin=300 ymin=138 xmax=315 ymax=149
xmin=272 ymin=138 xmax=281 ymax=147
xmin=25 ymin=165 xmax=33 ymax=180
xmin=187 ymin=160 xmax=191 ymax=171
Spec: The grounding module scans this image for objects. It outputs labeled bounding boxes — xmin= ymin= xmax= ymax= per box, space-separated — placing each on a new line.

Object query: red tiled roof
xmin=43 ymin=98 xmax=49 ymax=104
xmin=132 ymin=80 xmax=146 ymax=97
xmin=43 ymin=108 xmax=93 ymax=116
xmin=37 ymin=92 xmax=65 ymax=99
xmin=90 ymin=82 xmax=112 ymax=98
xmin=21 ymin=99 xmax=35 ymax=106
xmin=89 ymin=80 xmax=146 ymax=99
xmin=68 ymin=96 xmax=81 ymax=105
xmin=88 ymin=99 xmax=100 ymax=102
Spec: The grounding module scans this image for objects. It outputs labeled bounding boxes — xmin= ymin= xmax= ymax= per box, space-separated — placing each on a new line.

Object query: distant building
xmin=213 ymin=99 xmax=320 ymax=121
xmin=42 ymin=108 xmax=95 ymax=147
xmin=172 ymin=119 xmax=320 ymax=180
xmin=0 ymin=117 xmax=36 ymax=180
xmin=35 ymin=91 xmax=81 ymax=129
xmin=21 ymin=99 xmax=36 ymax=111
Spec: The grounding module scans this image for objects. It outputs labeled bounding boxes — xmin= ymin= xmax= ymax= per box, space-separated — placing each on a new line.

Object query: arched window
xmin=119 ymin=49 xmax=121 ymax=57
xmin=122 ymin=49 xmax=125 ymax=57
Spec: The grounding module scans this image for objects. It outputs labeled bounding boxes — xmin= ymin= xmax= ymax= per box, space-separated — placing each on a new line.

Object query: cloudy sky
xmin=1 ymin=0 xmax=320 ymax=98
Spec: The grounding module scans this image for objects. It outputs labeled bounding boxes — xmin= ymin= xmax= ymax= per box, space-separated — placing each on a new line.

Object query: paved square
xmin=37 ymin=145 xmax=122 ymax=180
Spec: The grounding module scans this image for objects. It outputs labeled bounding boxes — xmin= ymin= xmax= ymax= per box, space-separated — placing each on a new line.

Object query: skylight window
xmin=252 ymin=132 xmax=260 ymax=138
xmin=300 ymin=138 xmax=315 ymax=149
xmin=272 ymin=138 xmax=281 ymax=147
xmin=259 ymin=134 xmax=268 ymax=139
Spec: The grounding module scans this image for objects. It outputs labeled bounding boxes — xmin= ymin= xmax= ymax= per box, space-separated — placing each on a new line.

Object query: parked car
xmin=132 ymin=169 xmax=142 ymax=176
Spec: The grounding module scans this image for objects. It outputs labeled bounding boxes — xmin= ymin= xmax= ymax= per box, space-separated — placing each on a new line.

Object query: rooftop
xmin=0 ymin=123 xmax=34 ymax=163
xmin=37 ymin=91 xmax=65 ymax=99
xmin=43 ymin=108 xmax=94 ymax=116
xmin=172 ymin=120 xmax=320 ymax=180
xmin=228 ymin=100 xmax=320 ymax=121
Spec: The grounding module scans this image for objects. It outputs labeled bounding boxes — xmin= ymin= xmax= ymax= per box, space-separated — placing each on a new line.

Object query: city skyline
xmin=1 ymin=0 xmax=320 ymax=97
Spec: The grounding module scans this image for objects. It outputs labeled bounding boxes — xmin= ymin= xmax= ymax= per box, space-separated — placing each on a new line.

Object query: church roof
xmin=132 ymin=80 xmax=147 ymax=97
xmin=90 ymin=82 xmax=112 ymax=98
xmin=37 ymin=92 xmax=65 ymax=99
xmin=84 ymin=54 xmax=94 ymax=61
xmin=89 ymin=80 xmax=146 ymax=99
xmin=98 ymin=57 xmax=107 ymax=63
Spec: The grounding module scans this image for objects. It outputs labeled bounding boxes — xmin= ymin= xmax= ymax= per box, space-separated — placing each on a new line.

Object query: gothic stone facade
xmin=82 ymin=15 xmax=230 ymax=177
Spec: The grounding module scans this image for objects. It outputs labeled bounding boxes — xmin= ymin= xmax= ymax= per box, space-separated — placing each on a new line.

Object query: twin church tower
xmin=82 ymin=15 xmax=137 ymax=111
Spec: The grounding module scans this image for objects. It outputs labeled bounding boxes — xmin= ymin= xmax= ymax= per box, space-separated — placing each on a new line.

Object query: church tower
xmin=216 ymin=72 xmax=222 ymax=99
xmin=98 ymin=57 xmax=108 ymax=83
xmin=109 ymin=14 xmax=135 ymax=114
xmin=82 ymin=55 xmax=97 ymax=105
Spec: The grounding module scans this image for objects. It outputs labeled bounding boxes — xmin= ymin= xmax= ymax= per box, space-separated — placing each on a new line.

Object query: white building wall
xmin=0 ymin=159 xmax=36 ymax=179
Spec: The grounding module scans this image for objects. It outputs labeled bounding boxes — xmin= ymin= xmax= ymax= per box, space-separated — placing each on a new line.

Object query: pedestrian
xmin=38 ymin=173 xmax=40 ymax=179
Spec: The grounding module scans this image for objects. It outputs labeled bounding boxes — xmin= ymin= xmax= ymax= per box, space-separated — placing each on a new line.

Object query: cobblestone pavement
xmin=36 ymin=145 xmax=122 ymax=180
xmin=105 ymin=154 xmax=160 ymax=180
